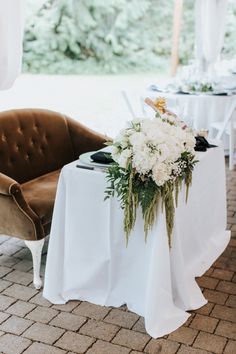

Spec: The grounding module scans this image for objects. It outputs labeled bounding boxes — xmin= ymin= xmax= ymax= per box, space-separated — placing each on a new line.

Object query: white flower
xmin=129 ymin=131 xmax=147 ymax=149
xmin=110 ymin=111 xmax=196 ymax=184
xmin=152 ymin=162 xmax=171 ymax=186
xmin=117 ymin=148 xmax=132 ymax=168
xmin=132 ymin=147 xmax=156 ymax=174
xmin=184 ymin=132 xmax=196 ymax=151
xmin=111 ymin=145 xmax=121 ymax=162
xmin=114 ymin=130 xmax=130 ymax=148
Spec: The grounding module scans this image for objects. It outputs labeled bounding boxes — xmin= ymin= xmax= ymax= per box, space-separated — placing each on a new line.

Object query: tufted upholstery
xmin=0 ymin=109 xmax=107 ymax=240
xmin=0 ymin=109 xmax=75 ymax=183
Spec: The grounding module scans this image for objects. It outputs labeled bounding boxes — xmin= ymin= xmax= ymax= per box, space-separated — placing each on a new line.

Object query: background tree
xmin=23 ymin=0 xmax=236 ymax=74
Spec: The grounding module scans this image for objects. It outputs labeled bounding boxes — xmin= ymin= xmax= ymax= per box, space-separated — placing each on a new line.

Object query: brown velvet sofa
xmin=0 ymin=108 xmax=107 ymax=287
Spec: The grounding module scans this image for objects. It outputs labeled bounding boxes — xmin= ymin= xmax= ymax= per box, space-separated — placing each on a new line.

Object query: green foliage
xmin=133 ymin=175 xmax=160 ymax=241
xmin=223 ymin=1 xmax=236 ymax=58
xmin=105 ymin=162 xmax=130 ymax=208
xmin=161 ymin=181 xmax=174 ymax=247
xmin=105 ymin=151 xmax=197 ymax=247
xmin=24 ymin=0 xmax=156 ymax=74
xmin=23 ymin=0 xmax=236 ymax=74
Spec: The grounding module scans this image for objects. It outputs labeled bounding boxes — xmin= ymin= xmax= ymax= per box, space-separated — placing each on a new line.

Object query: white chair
xmin=121 ymin=90 xmax=147 ymax=119
xmin=210 ymin=109 xmax=236 ymax=170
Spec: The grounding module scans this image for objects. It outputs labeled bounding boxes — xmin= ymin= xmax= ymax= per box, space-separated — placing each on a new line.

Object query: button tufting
xmin=1 ymin=134 xmax=6 ymax=142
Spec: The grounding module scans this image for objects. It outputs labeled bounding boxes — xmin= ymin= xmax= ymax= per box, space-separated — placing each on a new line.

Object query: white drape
xmin=0 ymin=0 xmax=25 ymax=90
xmin=44 ymin=145 xmax=230 ymax=338
xmin=195 ymin=0 xmax=228 ymax=72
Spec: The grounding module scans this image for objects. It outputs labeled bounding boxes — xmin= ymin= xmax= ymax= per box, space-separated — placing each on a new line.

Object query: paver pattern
xmin=0 ymin=163 xmax=235 ymax=354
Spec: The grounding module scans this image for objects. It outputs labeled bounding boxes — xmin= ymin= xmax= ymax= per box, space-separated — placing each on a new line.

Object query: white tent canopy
xmin=0 ymin=0 xmax=25 ymax=90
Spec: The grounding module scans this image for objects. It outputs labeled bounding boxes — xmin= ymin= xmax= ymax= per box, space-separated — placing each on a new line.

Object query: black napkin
xmin=90 ymin=151 xmax=114 ymax=164
xmin=194 ymin=136 xmax=217 ymax=152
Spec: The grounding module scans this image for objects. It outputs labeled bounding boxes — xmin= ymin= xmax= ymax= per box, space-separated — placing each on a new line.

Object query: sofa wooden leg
xmin=25 ymin=239 xmax=45 ymax=289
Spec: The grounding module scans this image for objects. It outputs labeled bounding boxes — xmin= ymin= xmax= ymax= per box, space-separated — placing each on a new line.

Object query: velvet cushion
xmin=21 ymin=169 xmax=60 ymax=226
xmin=0 ymin=108 xmax=107 ymax=240
xmin=0 ymin=109 xmax=74 ymax=184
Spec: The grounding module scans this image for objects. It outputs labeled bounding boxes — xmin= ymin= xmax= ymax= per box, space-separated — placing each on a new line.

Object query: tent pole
xmin=170 ymin=0 xmax=183 ymax=77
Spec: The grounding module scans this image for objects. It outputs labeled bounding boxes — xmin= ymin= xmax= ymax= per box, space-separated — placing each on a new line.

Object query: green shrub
xmin=23 ymin=0 xmax=236 ymax=74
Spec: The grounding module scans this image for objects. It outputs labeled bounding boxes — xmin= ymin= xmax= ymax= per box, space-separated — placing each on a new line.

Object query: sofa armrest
xmin=66 ymin=117 xmax=110 ymax=158
xmin=0 ymin=172 xmax=44 ymax=240
xmin=0 ymin=172 xmax=38 ymax=221
xmin=0 ymin=173 xmax=20 ymax=196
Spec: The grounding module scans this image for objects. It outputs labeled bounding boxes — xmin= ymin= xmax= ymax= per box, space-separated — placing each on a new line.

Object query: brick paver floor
xmin=0 ymin=163 xmax=235 ymax=354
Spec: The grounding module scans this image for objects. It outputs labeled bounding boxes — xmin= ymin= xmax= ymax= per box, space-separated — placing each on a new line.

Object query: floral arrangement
xmin=166 ymin=79 xmax=217 ymax=93
xmin=166 ymin=79 xmax=214 ymax=94
xmin=105 ymin=97 xmax=197 ymax=247
xmin=183 ymin=80 xmax=214 ymax=93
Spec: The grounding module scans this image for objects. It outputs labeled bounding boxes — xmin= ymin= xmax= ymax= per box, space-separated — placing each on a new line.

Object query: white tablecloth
xmin=44 ymin=144 xmax=230 ymax=338
xmin=172 ymin=94 xmax=236 ymax=132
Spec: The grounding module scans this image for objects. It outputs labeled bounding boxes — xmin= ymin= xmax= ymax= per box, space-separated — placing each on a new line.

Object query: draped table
xmin=43 ymin=143 xmax=230 ymax=338
xmin=145 ymin=91 xmax=236 ymax=134
xmin=124 ymin=88 xmax=236 ymax=142
xmin=168 ymin=93 xmax=236 ymax=134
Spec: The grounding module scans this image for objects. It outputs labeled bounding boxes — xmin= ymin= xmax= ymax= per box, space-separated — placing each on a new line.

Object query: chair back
xmin=0 ymin=109 xmax=75 ymax=183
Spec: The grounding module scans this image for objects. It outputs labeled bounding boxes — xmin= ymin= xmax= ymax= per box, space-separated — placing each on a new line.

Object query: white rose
xmin=117 ymin=149 xmax=132 ymax=169
xmin=152 ymin=162 xmax=171 ymax=186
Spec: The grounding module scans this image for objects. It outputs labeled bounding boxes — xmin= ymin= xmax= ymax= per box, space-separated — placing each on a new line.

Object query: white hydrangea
xmin=112 ymin=113 xmax=196 ymax=186
xmin=129 ymin=131 xmax=147 ymax=149
xmin=132 ymin=146 xmax=156 ymax=174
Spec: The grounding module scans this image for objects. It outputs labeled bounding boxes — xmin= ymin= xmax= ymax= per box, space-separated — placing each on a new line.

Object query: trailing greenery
xmin=104 ymin=96 xmax=198 ymax=246
xmin=105 ymin=151 xmax=197 ymax=247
